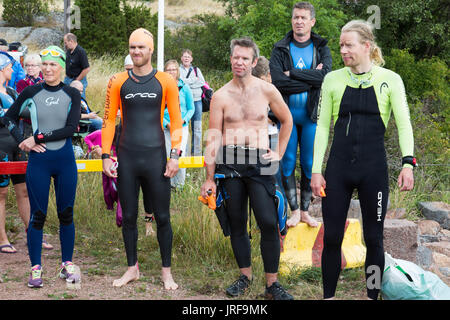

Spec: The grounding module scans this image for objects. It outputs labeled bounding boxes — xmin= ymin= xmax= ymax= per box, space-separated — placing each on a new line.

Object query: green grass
xmin=4 ymin=53 xmax=447 ymax=300
xmin=4 ymin=169 xmax=370 ymax=299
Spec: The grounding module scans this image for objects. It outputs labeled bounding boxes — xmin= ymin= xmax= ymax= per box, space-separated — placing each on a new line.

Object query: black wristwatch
xmin=402 ymin=156 xmax=417 ymax=168
xmin=170 ymin=148 xmax=182 ymax=160
xmin=34 ymin=132 xmax=45 ymax=143
xmin=101 ymin=153 xmax=111 ymax=160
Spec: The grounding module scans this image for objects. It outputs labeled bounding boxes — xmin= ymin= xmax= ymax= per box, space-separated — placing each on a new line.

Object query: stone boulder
xmin=418 ymin=219 xmax=441 ymax=235
xmin=383 ymin=219 xmax=418 ymax=262
xmin=424 ymin=242 xmax=450 ymax=257
xmin=418 ymin=202 xmax=450 ymax=230
xmin=386 ymin=208 xmax=407 ymax=219
xmin=23 ymin=28 xmax=63 ymax=48
xmin=0 ymin=27 xmax=32 ymax=42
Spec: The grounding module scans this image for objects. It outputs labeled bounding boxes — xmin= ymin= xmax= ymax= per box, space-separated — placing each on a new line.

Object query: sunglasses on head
xmin=39 ymin=49 xmax=66 ymax=62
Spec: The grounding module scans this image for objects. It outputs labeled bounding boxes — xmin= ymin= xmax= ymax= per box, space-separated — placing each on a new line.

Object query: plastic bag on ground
xmin=381 ymin=252 xmax=450 ymax=300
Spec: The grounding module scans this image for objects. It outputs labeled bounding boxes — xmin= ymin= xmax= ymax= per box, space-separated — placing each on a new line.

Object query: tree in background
xmin=339 ymin=0 xmax=449 ymax=62
xmin=216 ymin=0 xmax=348 ymax=66
xmin=72 ymin=0 xmax=158 ymax=56
xmin=74 ymin=0 xmax=127 ymax=55
xmin=2 ymin=0 xmax=48 ymax=27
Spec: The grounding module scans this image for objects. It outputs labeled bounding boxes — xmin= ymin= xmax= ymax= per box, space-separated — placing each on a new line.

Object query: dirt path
xmin=0 ymin=232 xmax=227 ymax=300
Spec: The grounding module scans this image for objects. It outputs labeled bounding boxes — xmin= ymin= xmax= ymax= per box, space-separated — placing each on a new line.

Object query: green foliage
xmin=216 ymin=0 xmax=348 ymax=67
xmin=74 ymin=0 xmax=127 ymax=56
xmin=122 ymin=1 xmax=158 ymax=39
xmin=164 ymin=14 xmax=235 ymax=71
xmin=339 ymin=0 xmax=450 ymax=62
xmin=2 ymin=0 xmax=48 ymax=27
xmin=385 ymin=49 xmax=449 ymax=135
xmin=74 ymin=0 xmax=158 ymax=57
xmin=383 ymin=49 xmax=449 ymax=198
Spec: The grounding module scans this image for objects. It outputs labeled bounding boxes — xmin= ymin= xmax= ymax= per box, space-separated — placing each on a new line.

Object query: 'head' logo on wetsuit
xmin=45 ymin=97 xmax=60 ymax=106
xmin=380 ymin=82 xmax=389 ymax=94
xmin=124 ymin=92 xmax=157 ymax=99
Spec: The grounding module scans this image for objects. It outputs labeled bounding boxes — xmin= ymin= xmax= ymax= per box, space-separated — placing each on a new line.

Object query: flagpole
xmin=157 ymin=0 xmax=165 ymax=71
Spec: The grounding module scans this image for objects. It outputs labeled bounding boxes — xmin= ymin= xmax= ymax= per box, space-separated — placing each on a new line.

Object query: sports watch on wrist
xmin=170 ymin=148 xmax=182 ymax=160
xmin=402 ymin=156 xmax=417 ymax=168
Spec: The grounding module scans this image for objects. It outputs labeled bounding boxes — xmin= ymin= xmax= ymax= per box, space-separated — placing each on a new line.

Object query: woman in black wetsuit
xmin=3 ymin=46 xmax=81 ymax=288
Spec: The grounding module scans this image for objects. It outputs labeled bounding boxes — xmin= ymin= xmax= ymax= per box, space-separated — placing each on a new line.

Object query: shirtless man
xmin=201 ymin=37 xmax=294 ymax=300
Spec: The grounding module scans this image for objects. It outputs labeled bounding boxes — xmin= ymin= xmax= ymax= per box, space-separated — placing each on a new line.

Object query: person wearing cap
xmin=102 ymin=28 xmax=183 ymax=290
xmin=124 ymin=54 xmax=133 ymax=71
xmin=0 ymin=40 xmax=26 ymax=90
xmin=2 ymin=45 xmax=81 ymax=288
xmin=63 ymin=33 xmax=90 ymax=98
xmin=0 ymin=54 xmax=31 ymax=255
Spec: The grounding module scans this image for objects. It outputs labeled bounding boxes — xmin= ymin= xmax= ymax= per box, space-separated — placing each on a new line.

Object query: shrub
xmin=2 ymin=0 xmax=48 ymax=27
xmin=164 ymin=14 xmax=235 ymax=71
xmin=74 ymin=0 xmax=127 ymax=56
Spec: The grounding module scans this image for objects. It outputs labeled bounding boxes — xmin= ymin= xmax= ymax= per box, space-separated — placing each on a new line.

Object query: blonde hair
xmin=24 ymin=54 xmax=42 ymax=66
xmin=341 ymin=20 xmax=385 ymax=67
xmin=164 ymin=59 xmax=180 ymax=79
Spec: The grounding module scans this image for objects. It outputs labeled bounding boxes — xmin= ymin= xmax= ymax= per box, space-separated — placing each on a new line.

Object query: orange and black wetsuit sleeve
xmin=155 ymin=71 xmax=183 ymax=150
xmin=102 ymin=72 xmax=128 ymax=156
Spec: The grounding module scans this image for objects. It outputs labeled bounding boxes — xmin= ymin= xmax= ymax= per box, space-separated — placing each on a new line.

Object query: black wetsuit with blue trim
xmin=3 ymin=82 xmax=81 ymax=267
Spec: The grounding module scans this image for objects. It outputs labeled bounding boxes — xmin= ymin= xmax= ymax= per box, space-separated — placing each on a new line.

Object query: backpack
xmin=186 ymin=66 xmax=213 ymax=112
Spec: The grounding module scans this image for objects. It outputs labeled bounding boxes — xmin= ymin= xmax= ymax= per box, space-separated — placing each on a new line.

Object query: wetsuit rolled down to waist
xmin=101 ymin=69 xmax=182 ymax=268
xmin=214 ymin=145 xmax=286 ymax=274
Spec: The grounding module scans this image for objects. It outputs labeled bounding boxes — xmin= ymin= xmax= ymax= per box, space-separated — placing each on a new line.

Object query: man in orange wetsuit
xmin=102 ymin=28 xmax=183 ymax=290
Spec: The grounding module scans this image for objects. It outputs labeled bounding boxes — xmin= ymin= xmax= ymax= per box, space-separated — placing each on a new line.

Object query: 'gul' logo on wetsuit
xmin=377 ymin=191 xmax=382 ymax=222
xmin=124 ymin=92 xmax=157 ymax=99
xmin=45 ymin=97 xmax=60 ymax=106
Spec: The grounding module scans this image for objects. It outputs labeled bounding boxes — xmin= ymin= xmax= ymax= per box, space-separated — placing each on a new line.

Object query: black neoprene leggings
xmin=222 ymin=177 xmax=280 ymax=274
xmin=117 ymin=146 xmax=172 ymax=267
xmin=321 ymin=158 xmax=388 ymax=300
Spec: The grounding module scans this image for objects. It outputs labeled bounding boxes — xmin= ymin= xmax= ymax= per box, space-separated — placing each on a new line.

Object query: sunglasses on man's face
xmin=39 ymin=49 xmax=66 ymax=62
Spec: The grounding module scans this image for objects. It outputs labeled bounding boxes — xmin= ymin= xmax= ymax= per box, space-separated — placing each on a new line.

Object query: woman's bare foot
xmin=300 ymin=211 xmax=319 ymax=227
xmin=113 ymin=264 xmax=139 ymax=287
xmin=161 ymin=267 xmax=178 ymax=290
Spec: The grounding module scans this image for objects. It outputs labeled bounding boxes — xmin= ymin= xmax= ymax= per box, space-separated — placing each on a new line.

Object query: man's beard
xmin=132 ymin=55 xmax=150 ymax=67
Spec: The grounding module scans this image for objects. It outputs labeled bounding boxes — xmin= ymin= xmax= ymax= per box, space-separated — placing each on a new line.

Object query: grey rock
xmin=416 ymin=245 xmax=433 ymax=268
xmin=384 ymin=219 xmax=418 ymax=262
xmin=419 ymin=234 xmax=441 ymax=244
xmin=418 ymin=202 xmax=450 ymax=230
xmin=439 ymin=267 xmax=450 ymax=278
xmin=23 ymin=28 xmax=63 ymax=48
xmin=0 ymin=27 xmax=32 ymax=42
xmin=348 ymin=199 xmax=361 ymax=219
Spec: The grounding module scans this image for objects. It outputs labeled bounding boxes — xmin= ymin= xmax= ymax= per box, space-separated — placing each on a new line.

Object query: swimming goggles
xmin=39 ymin=49 xmax=66 ymax=62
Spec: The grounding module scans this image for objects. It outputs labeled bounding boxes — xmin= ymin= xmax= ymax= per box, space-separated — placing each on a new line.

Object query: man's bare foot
xmin=113 ymin=264 xmax=139 ymax=287
xmin=286 ymin=211 xmax=301 ymax=227
xmin=161 ymin=267 xmax=178 ymax=290
xmin=300 ymin=211 xmax=319 ymax=227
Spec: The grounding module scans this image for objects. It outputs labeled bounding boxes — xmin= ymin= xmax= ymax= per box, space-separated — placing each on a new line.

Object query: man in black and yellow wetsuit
xmin=311 ymin=20 xmax=416 ymax=300
xmin=102 ymin=28 xmax=183 ymax=290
